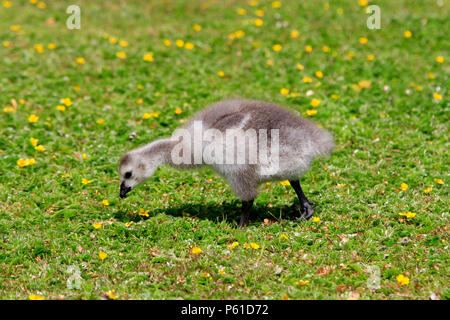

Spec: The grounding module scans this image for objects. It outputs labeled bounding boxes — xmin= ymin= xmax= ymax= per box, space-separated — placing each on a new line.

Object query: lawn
xmin=0 ymin=0 xmax=448 ymax=300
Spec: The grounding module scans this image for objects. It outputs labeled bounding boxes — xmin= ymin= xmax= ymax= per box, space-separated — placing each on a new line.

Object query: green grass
xmin=0 ymin=0 xmax=449 ymax=300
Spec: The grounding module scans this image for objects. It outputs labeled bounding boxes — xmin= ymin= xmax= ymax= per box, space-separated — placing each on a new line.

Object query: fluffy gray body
xmin=118 ymin=99 xmax=334 ymax=226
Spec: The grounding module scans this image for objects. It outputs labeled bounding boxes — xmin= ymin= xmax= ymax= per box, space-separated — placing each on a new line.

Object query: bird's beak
xmin=120 ymin=182 xmax=132 ymax=199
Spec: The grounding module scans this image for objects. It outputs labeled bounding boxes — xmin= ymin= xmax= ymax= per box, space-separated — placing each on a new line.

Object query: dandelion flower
xmin=297 ymin=280 xmax=309 ymax=286
xmin=280 ymin=234 xmax=288 ymax=240
xmin=138 ymin=208 xmax=149 ymax=217
xmin=249 ymin=242 xmax=260 ymax=249
xmin=98 ymin=251 xmax=107 ymax=260
xmin=280 ymin=180 xmax=290 ymax=186
xmin=57 ymin=105 xmax=66 ymax=111
xmin=193 ymin=24 xmax=202 ymax=32
xmin=119 ymin=40 xmax=128 ymax=47
xmin=191 ymin=246 xmax=202 ymax=254
xmin=237 ymin=8 xmax=247 ymax=15
xmin=76 ymin=57 xmax=85 ymax=65
xmin=296 ymin=64 xmax=304 ymax=70
xmin=272 ymin=1 xmax=281 ymax=8
xmin=423 ymin=187 xmax=432 ymax=194
xmin=290 ymin=30 xmax=299 ymax=38
xmin=399 ymin=212 xmax=416 ymax=219
xmin=367 ymin=54 xmax=375 ymax=61
xmin=28 ymin=114 xmax=39 ymax=123
xmin=305 ymin=45 xmax=312 ymax=53
xmin=303 ymin=76 xmax=312 ymax=83
xmin=227 ymin=241 xmax=239 ymax=249
xmin=310 ymin=98 xmax=322 ymax=107
xmin=358 ymin=0 xmax=368 ymax=6
xmin=96 ymin=119 xmax=104 ymax=124
xmin=401 ymin=183 xmax=408 ymax=191
xmin=47 ymin=43 xmax=56 ymax=49
xmin=143 ymin=53 xmax=154 ymax=62
xmin=102 ymin=199 xmax=109 ymax=206
xmin=280 ymin=88 xmax=290 ymax=95
xmin=313 ymin=217 xmax=320 ymax=222
xmin=322 ymin=45 xmax=330 ymax=53
xmin=359 ymin=37 xmax=368 ymax=44
xmin=61 ymin=97 xmax=72 ymax=106
xmin=35 ymin=145 xmax=45 ymax=151
xmin=254 ymin=18 xmax=263 ymax=27
xmin=116 ymin=52 xmax=127 ymax=59
xmin=396 ymin=274 xmax=410 ymax=285
xmin=272 ymin=44 xmax=282 ymax=52
xmin=436 ymin=56 xmax=444 ymax=63
xmin=315 ymin=71 xmax=323 ymax=78
xmin=82 ymin=178 xmax=93 ymax=184
xmin=217 ymin=70 xmax=225 ymax=77
xmin=433 ymin=93 xmax=442 ymax=101
xmin=29 ymin=294 xmax=44 ymax=300
xmin=434 ymin=178 xmax=443 ymax=185
xmin=404 ymin=30 xmax=412 ymax=38
xmin=109 ymin=37 xmax=117 ymax=44
xmin=306 ymin=109 xmax=317 ymax=116
xmin=93 ymin=222 xmax=102 ymax=229
xmin=175 ymin=39 xmax=184 ymax=47
xmin=163 ymin=39 xmax=171 ymax=46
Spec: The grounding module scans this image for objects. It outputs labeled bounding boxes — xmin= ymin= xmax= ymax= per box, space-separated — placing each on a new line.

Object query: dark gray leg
xmin=239 ymin=199 xmax=254 ymax=228
xmin=289 ymin=180 xmax=314 ymax=220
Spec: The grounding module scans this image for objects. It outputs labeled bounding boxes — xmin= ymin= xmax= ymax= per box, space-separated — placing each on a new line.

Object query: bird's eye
xmin=125 ymin=171 xmax=132 ymax=179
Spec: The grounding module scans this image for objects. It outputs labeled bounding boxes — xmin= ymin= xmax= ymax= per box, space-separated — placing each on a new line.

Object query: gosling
xmin=118 ymin=99 xmax=334 ymax=227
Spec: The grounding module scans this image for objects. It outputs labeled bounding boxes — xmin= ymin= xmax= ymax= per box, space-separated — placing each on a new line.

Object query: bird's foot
xmin=238 ymin=214 xmax=249 ymax=228
xmin=299 ymin=202 xmax=314 ymax=221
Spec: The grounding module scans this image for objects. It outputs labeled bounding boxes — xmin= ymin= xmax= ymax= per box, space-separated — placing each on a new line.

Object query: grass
xmin=0 ymin=0 xmax=448 ymax=300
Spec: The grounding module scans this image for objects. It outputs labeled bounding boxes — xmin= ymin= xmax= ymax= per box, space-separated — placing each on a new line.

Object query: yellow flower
xmin=163 ymin=39 xmax=171 ymax=46
xmin=303 ymin=76 xmax=312 ymax=83
xmin=10 ymin=24 xmax=21 ymax=32
xmin=138 ymin=208 xmax=150 ymax=217
xmin=106 ymin=289 xmax=119 ymax=300
xmin=57 ymin=105 xmax=66 ymax=111
xmin=331 ymin=94 xmax=340 ymax=100
xmin=358 ymin=80 xmax=371 ymax=88
xmin=93 ymin=222 xmax=102 ymax=229
xmin=35 ymin=145 xmax=45 ymax=152
xmin=217 ymin=70 xmax=225 ymax=77
xmin=37 ymin=1 xmax=45 ymax=9
xmin=423 ymin=187 xmax=432 ymax=194
xmin=125 ymin=221 xmax=133 ymax=227
xmin=404 ymin=30 xmax=412 ymax=38
xmin=347 ymin=51 xmax=355 ymax=60
xmin=280 ymin=180 xmax=290 ymax=186
xmin=30 ymin=138 xmax=39 ymax=147
xmin=2 ymin=1 xmax=13 ymax=8
xmin=315 ymin=71 xmax=323 ymax=78
xmin=313 ymin=217 xmax=320 ymax=222
xmin=310 ymin=98 xmax=322 ymax=107
xmin=76 ymin=57 xmax=85 ymax=65
xmin=227 ymin=241 xmax=239 ymax=249
xmin=306 ymin=109 xmax=317 ymax=116
xmin=272 ymin=44 xmax=282 ymax=52
xmin=322 ymin=45 xmax=330 ymax=53
xmin=305 ymin=45 xmax=312 ymax=53
xmin=98 ymin=251 xmax=107 ymax=260
xmin=435 ymin=56 xmax=444 ymax=63
xmin=399 ymin=212 xmax=416 ymax=219
xmin=137 ymin=98 xmax=143 ymax=105
xmin=29 ymin=294 xmax=45 ymax=300
xmin=297 ymin=280 xmax=310 ymax=286
xmin=191 ymin=246 xmax=202 ymax=254
xmin=109 ymin=37 xmax=117 ymax=44
xmin=175 ymin=39 xmax=184 ymax=47
xmin=116 ymin=52 xmax=127 ymax=59
xmin=102 ymin=199 xmax=109 ymax=206
xmin=358 ymin=0 xmax=368 ymax=6
xmin=272 ymin=1 xmax=281 ymax=8
xmin=61 ymin=173 xmax=70 ymax=178
xmin=119 ymin=40 xmax=128 ymax=47
xmin=254 ymin=18 xmax=263 ymax=27
xmin=396 ymin=274 xmax=410 ymax=285
xmin=249 ymin=242 xmax=260 ymax=249
xmin=400 ymin=183 xmax=408 ymax=191
xmin=237 ymin=8 xmax=247 ymax=15
xmin=337 ymin=183 xmax=346 ymax=188
xmin=266 ymin=60 xmax=274 ymax=66
xmin=47 ymin=43 xmax=56 ymax=49
xmin=218 ymin=269 xmax=225 ymax=274
xmin=96 ymin=119 xmax=104 ymax=124
xmin=415 ymin=85 xmax=423 ymax=91
xmin=2 ymin=41 xmax=12 ymax=48
xmin=359 ymin=37 xmax=368 ymax=44
xmin=433 ymin=92 xmax=442 ymax=101
xmin=243 ymin=243 xmax=250 ymax=248
xmin=193 ymin=24 xmax=202 ymax=32
xmin=184 ymin=42 xmax=194 ymax=50
xmin=143 ymin=53 xmax=154 ymax=62
xmin=82 ymin=178 xmax=93 ymax=184
xmin=290 ymin=30 xmax=299 ymax=38
xmin=296 ymin=64 xmax=304 ymax=70
xmin=280 ymin=88 xmax=290 ymax=95
xmin=367 ymin=54 xmax=375 ymax=61
xmin=256 ymin=9 xmax=264 ymax=17
xmin=28 ymin=114 xmax=39 ymax=123
xmin=249 ymin=0 xmax=258 ymax=6
xmin=280 ymin=234 xmax=288 ymax=240
xmin=175 ymin=108 xmax=183 ymax=115
xmin=434 ymin=178 xmax=443 ymax=185
xmin=427 ymin=73 xmax=435 ymax=79
xmin=61 ymin=97 xmax=72 ymax=106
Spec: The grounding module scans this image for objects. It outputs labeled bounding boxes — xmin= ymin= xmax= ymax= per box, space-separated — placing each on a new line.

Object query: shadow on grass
xmin=113 ymin=199 xmax=310 ymax=227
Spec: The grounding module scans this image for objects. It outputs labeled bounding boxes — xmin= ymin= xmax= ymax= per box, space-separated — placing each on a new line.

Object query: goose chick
xmin=119 ymin=99 xmax=334 ymax=227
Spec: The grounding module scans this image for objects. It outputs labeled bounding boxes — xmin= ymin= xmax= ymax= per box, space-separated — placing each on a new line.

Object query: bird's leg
xmin=239 ymin=199 xmax=254 ymax=228
xmin=289 ymin=180 xmax=314 ymax=220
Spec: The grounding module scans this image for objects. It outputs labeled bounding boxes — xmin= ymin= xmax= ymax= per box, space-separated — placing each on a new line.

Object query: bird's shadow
xmin=113 ymin=199 xmax=310 ymax=226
